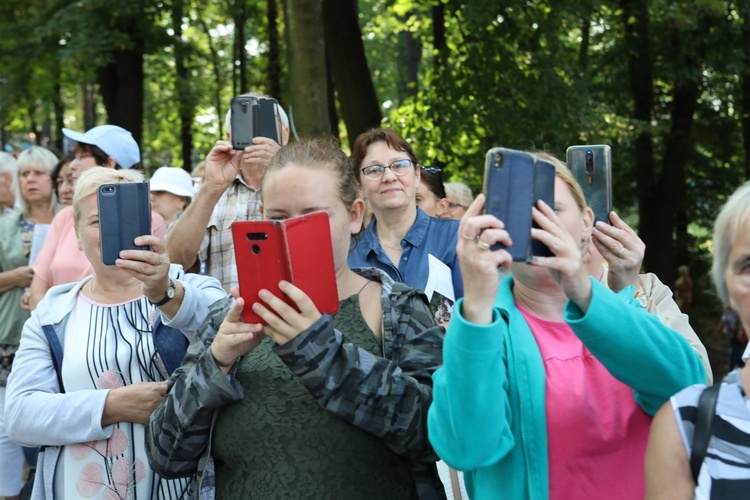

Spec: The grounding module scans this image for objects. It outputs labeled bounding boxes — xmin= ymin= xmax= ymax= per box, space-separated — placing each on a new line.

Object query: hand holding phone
xmin=232 ymin=211 xmax=339 ymax=324
xmin=98 ymin=182 xmax=152 ymax=265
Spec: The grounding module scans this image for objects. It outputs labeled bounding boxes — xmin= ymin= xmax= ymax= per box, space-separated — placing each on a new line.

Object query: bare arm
xmin=166 ymin=140 xmax=242 ymax=268
xmin=102 ymin=381 xmax=168 ymax=425
xmin=28 ymin=273 xmax=50 ymax=311
xmin=644 ymin=402 xmax=695 ymax=500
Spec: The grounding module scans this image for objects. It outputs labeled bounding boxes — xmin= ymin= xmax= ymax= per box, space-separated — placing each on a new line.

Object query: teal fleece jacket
xmin=427 ymin=276 xmax=706 ymax=500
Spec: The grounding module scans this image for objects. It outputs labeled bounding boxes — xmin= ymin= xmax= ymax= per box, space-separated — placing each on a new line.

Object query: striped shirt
xmin=198 ymin=176 xmax=262 ymax=292
xmin=672 ymin=368 xmax=750 ymax=499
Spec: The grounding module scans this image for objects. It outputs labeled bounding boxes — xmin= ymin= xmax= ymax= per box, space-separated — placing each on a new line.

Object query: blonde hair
xmin=73 ymin=167 xmax=144 ymax=225
xmin=712 ymin=181 xmax=750 ymax=306
xmin=16 ymin=146 xmax=59 ymax=216
xmin=532 ymin=151 xmax=587 ymax=212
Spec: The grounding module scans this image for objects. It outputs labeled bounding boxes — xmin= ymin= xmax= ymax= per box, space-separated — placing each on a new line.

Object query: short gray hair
xmin=444 ymin=182 xmax=474 ymax=208
xmin=0 ymin=152 xmax=18 ymax=176
xmin=16 ymin=146 xmax=59 ymax=216
xmin=73 ymin=166 xmax=144 ymax=225
xmin=711 ymin=181 xmax=750 ymax=306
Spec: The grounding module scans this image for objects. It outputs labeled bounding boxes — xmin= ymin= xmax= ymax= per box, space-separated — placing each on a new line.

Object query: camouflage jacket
xmin=146 ymin=268 xmax=446 ymax=499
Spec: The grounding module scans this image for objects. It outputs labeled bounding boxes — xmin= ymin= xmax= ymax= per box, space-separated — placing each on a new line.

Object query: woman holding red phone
xmin=147 ymin=138 xmax=446 ymax=498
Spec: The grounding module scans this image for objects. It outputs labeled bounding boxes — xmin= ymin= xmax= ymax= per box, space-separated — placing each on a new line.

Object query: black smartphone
xmin=97 ymin=182 xmax=152 ymax=265
xmin=483 ymin=148 xmax=554 ymax=261
xmin=230 ymin=96 xmax=281 ymax=150
xmin=566 ymin=145 xmax=612 ymax=225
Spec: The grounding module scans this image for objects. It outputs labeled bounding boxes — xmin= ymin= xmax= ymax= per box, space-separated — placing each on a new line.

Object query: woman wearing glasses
xmin=348 ymin=128 xmax=462 ymax=312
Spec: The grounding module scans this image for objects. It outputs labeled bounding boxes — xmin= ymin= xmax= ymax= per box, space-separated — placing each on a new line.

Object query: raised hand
xmin=456 ymin=194 xmax=513 ymax=325
xmin=592 ymin=211 xmax=646 ymax=293
xmin=252 ymin=281 xmax=322 ymax=345
xmin=529 ymin=200 xmax=593 ymax=312
xmin=211 ymin=287 xmax=264 ymax=373
xmin=204 ymin=140 xmax=243 ymax=189
xmin=115 ymin=235 xmax=173 ymax=304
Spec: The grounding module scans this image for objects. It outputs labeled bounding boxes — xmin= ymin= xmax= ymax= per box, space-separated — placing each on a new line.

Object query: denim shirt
xmin=348 ymin=207 xmax=463 ymax=299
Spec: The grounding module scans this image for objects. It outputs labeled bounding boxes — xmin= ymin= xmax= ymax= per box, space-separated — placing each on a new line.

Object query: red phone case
xmin=232 ymin=211 xmax=339 ymax=324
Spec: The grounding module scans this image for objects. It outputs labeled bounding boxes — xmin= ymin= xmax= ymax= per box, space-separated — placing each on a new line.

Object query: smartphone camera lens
xmin=494 ymin=152 xmax=504 ymax=168
xmin=585 ymin=150 xmax=594 ymax=175
xmin=251 ymin=244 xmax=261 ymax=255
xmin=101 ymin=186 xmax=115 ymax=194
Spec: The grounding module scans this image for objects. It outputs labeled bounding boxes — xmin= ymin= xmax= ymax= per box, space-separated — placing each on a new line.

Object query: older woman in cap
xmin=149 ymin=167 xmax=195 ymax=228
xmin=28 ymin=125 xmax=166 ymax=310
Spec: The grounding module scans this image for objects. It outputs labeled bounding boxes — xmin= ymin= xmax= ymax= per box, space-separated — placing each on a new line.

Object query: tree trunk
xmin=397 ymin=12 xmax=421 ymax=101
xmin=173 ymin=0 xmax=193 ymax=170
xmin=325 ymin=55 xmax=339 ymax=139
xmin=97 ymin=35 xmax=145 ymax=149
xmin=82 ymin=82 xmax=96 ymax=131
xmin=620 ymin=0 xmax=659 ymax=274
xmin=322 ymin=0 xmax=379 ymax=145
xmin=740 ymin=1 xmax=750 ymax=179
xmin=663 ymin=14 xmax=714 ymax=276
xmin=53 ymin=69 xmax=65 ymax=152
xmin=197 ymin=14 xmax=224 ymax=139
xmin=233 ymin=0 xmax=247 ymax=94
xmin=286 ymin=0 xmax=331 ymax=137
xmin=267 ymin=0 xmax=282 ymax=100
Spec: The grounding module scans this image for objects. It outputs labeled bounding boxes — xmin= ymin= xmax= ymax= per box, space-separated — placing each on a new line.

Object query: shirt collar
xmin=361 ymin=207 xmax=429 ymax=254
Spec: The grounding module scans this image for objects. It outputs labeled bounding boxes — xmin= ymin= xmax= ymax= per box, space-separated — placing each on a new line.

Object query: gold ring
xmin=158 ymin=254 xmax=164 ymax=266
xmin=477 ymin=239 xmax=491 ymax=251
xmin=461 ymin=233 xmax=476 ymax=240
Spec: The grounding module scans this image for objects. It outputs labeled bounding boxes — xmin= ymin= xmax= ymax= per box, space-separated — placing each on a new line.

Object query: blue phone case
xmin=97 ymin=182 xmax=152 ymax=265
xmin=483 ymin=148 xmax=554 ymax=261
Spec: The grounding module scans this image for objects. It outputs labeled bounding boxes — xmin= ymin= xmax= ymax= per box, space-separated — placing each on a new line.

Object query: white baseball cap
xmin=149 ymin=166 xmax=195 ymax=198
xmin=62 ymin=125 xmax=141 ymax=169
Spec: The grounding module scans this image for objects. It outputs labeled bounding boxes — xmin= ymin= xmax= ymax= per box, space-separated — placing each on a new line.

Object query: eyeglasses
xmin=422 ymin=166 xmax=442 ymax=174
xmin=448 ymin=201 xmax=467 ymax=210
xmin=360 ymin=159 xmax=414 ymax=180
xmin=74 ymin=152 xmax=94 ymax=162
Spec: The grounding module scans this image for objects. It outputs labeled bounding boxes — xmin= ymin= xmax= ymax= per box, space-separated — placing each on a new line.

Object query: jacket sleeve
xmin=565 ymin=278 xmax=707 ymax=416
xmin=640 ymin=273 xmax=713 ymax=384
xmin=5 ymin=313 xmax=113 ymax=447
xmin=427 ymin=299 xmax=516 ymax=471
xmin=160 ymin=267 xmax=227 ymax=342
xmin=273 ymin=292 xmax=444 ymax=462
xmin=145 ymin=297 xmax=243 ymax=479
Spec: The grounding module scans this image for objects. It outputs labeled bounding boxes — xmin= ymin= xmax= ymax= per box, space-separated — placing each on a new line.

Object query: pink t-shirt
xmin=34 ymin=206 xmax=167 ymax=287
xmin=518 ymin=305 xmax=652 ymax=500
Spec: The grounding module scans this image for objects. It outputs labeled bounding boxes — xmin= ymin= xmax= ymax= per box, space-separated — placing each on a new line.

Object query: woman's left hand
xmin=253 ymin=281 xmax=322 ymax=345
xmin=592 ymin=211 xmax=646 ymax=293
xmin=115 ymin=235 xmax=171 ymax=302
xmin=529 ymin=200 xmax=592 ymax=312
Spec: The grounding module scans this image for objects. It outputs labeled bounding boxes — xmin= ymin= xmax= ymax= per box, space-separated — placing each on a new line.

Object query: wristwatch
xmin=150 ymin=279 xmax=176 ymax=307
xmin=634 ymin=289 xmax=650 ymax=309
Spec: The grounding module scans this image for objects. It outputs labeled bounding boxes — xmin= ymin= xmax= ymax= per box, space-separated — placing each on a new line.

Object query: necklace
xmin=378 ymin=238 xmax=403 ymax=251
xmin=88 ymin=279 xmax=97 ymax=302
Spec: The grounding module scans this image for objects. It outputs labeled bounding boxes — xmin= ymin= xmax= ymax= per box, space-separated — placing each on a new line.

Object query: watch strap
xmin=150 ymin=279 xmax=175 ymax=307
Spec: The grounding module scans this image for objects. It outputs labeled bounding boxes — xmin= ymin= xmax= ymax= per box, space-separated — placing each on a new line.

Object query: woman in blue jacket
xmin=428 ymin=154 xmax=706 ymax=500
